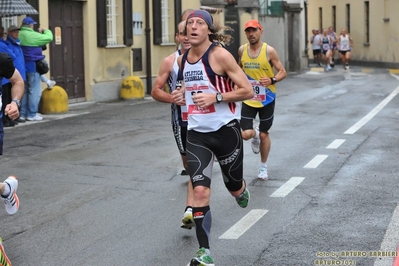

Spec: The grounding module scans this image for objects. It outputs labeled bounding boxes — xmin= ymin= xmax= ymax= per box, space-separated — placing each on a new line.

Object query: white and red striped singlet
xmin=181 ymin=42 xmax=241 ymax=132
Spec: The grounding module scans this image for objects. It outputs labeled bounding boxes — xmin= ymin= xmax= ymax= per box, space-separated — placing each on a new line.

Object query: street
xmin=1 ymin=65 xmax=398 ymax=266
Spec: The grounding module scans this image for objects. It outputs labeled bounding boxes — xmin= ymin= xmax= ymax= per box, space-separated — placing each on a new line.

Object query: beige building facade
xmin=307 ymin=0 xmax=399 ymax=68
xmin=2 ymin=0 xmax=201 ymax=103
xmin=3 ymin=0 xmax=312 ymax=104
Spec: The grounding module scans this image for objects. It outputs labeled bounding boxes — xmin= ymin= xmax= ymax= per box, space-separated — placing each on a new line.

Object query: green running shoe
xmin=236 ymin=186 xmax=250 ymax=208
xmin=190 ymin=247 xmax=215 ymax=266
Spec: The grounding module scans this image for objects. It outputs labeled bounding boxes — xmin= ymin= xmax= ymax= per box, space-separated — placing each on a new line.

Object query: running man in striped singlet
xmin=151 ymin=21 xmax=195 ymax=230
xmin=238 ymin=19 xmax=287 ymax=180
xmin=172 ymin=10 xmax=253 ymax=266
xmin=337 ymin=28 xmax=354 ymax=70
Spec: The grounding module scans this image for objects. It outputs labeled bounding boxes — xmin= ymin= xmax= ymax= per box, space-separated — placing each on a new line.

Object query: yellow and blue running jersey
xmin=241 ymin=43 xmax=276 ymax=108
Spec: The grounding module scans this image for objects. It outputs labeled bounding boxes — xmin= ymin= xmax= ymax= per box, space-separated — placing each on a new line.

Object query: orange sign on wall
xmin=55 ymin=27 xmax=61 ymax=45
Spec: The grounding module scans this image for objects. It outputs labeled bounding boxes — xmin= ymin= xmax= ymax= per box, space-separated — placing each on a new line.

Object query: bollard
xmin=120 ymin=76 xmax=145 ymax=99
xmin=39 ymin=85 xmax=69 ymax=114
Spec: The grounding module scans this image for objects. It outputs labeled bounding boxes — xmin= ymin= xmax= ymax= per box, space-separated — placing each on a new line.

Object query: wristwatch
xmin=216 ymin=93 xmax=223 ymax=103
xmin=271 ymin=77 xmax=277 ymax=85
xmin=12 ymin=99 xmax=21 ymax=108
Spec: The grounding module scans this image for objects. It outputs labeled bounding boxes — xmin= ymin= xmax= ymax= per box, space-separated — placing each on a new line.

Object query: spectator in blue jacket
xmin=18 ymin=16 xmax=53 ymax=122
xmin=1 ymin=26 xmax=26 ymax=127
xmin=0 ymin=27 xmax=10 ymax=51
xmin=0 ymin=26 xmax=18 ymax=127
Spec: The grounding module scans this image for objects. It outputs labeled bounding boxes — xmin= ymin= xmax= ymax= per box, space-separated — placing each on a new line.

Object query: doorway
xmin=48 ymin=0 xmax=85 ymax=102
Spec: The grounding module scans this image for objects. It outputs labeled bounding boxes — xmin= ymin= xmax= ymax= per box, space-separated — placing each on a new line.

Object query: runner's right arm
xmin=151 ymin=54 xmax=175 ymax=103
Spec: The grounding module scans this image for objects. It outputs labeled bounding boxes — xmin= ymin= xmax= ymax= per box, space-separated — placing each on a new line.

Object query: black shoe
xmin=3 ymin=120 xmax=16 ymax=127
xmin=16 ymin=117 xmax=26 ymax=123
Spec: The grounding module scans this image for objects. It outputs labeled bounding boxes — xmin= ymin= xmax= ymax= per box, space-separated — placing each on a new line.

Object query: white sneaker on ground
xmin=47 ymin=80 xmax=56 ymax=89
xmin=27 ymin=114 xmax=43 ymax=121
xmin=1 ymin=176 xmax=19 ymax=215
xmin=251 ymin=127 xmax=260 ymax=154
xmin=258 ymin=165 xmax=268 ymax=180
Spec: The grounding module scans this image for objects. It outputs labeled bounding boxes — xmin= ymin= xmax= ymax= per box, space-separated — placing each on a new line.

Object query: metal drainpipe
xmin=304 ymin=0 xmax=308 ymax=57
xmin=145 ymin=0 xmax=152 ymax=95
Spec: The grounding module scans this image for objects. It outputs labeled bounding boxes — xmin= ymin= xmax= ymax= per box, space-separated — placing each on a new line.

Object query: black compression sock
xmin=193 ymin=206 xmax=211 ymax=249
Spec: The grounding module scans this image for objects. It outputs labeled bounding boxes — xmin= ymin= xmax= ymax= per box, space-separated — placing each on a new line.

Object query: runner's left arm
xmin=259 ymin=46 xmax=287 ymax=87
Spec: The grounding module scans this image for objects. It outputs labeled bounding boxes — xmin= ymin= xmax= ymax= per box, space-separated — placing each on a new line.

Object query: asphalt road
xmin=0 ymin=65 xmax=398 ymax=266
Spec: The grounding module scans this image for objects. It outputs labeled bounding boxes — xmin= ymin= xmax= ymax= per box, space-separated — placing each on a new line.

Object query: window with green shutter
xmin=96 ymin=0 xmax=133 ymax=47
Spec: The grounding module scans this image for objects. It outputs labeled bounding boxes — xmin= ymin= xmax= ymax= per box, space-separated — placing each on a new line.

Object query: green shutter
xmin=174 ymin=0 xmax=182 ymax=29
xmin=96 ymin=0 xmax=107 ymax=47
xmin=123 ymin=0 xmax=133 ymax=46
xmin=152 ymin=0 xmax=162 ymax=45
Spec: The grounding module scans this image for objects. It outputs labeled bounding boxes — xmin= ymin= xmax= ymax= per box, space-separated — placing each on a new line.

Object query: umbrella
xmin=0 ymin=0 xmax=38 ymax=17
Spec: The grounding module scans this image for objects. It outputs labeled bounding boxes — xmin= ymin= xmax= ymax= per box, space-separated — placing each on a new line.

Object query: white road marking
xmin=374 ymin=204 xmax=399 ymax=266
xmin=391 ymin=73 xmax=399 ymax=80
xmin=219 ymin=209 xmax=268 ymax=239
xmin=326 ymin=139 xmax=346 ymax=149
xmin=270 ymin=177 xmax=305 ymax=198
xmin=344 ymin=85 xmax=399 ymax=134
xmin=304 ymin=155 xmax=328 ymax=168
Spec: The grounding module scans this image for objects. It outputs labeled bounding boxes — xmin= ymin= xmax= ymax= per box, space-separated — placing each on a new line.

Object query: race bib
xmin=186 ymin=88 xmax=216 ymax=115
xmin=187 ymin=104 xmax=216 ymax=115
xmin=250 ymin=80 xmax=266 ymax=101
xmin=181 ymin=105 xmax=188 ymax=121
xmin=323 ymin=43 xmax=329 ymax=51
xmin=175 ymin=79 xmax=188 ymax=121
